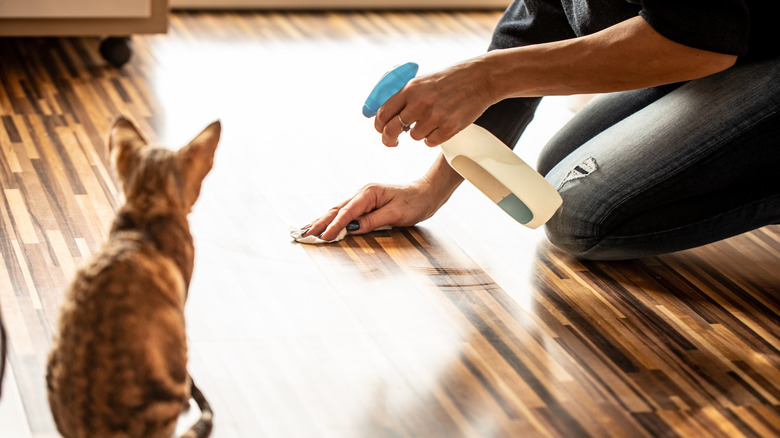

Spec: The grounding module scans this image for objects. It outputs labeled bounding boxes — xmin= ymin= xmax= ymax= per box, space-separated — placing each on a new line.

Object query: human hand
xmin=301 ymin=178 xmax=450 ymax=242
xmin=374 ymin=56 xmax=496 ymax=148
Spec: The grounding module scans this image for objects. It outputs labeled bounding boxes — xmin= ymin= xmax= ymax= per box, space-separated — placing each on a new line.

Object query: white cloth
xmin=290 ymin=225 xmax=392 ymax=244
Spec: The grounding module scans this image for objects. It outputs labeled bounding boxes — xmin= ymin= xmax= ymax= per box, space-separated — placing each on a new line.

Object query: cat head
xmin=107 ymin=116 xmax=221 ymax=215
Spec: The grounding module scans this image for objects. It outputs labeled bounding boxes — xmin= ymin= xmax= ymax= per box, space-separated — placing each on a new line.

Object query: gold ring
xmin=397 ymin=115 xmax=411 ymax=132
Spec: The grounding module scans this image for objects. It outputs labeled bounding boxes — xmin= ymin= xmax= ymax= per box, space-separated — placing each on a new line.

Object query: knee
xmin=542 ymin=185 xmax=630 ymax=261
xmin=544 ymin=204 xmax=601 ymax=260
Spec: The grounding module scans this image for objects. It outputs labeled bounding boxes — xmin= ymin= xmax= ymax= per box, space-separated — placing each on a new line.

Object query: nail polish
xmin=346 ymin=220 xmax=360 ymax=232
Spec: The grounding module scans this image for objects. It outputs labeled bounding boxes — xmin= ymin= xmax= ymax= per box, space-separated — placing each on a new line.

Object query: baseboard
xmin=171 ymin=0 xmax=510 ymax=9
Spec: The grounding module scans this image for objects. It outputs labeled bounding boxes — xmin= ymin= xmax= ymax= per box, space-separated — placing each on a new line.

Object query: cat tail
xmin=180 ymin=377 xmax=213 ymax=438
xmin=0 ymin=314 xmax=6 ymax=398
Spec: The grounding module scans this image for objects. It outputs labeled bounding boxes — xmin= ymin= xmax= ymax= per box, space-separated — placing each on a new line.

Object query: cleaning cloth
xmin=290 ymin=225 xmax=392 ymax=244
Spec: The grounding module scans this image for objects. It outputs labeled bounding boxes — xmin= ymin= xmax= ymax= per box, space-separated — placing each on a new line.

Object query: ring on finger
xmin=397 ymin=114 xmax=411 ymax=132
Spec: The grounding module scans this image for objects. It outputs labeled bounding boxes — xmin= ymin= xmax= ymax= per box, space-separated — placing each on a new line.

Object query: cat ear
xmin=178 ymin=120 xmax=221 ymax=208
xmin=107 ymin=116 xmax=148 ymax=183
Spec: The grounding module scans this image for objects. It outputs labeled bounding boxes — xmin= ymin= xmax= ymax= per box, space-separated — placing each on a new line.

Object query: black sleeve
xmin=477 ymin=0 xmax=577 ymax=148
xmin=489 ymin=0 xmax=577 ymax=50
xmin=637 ymin=0 xmax=750 ymax=55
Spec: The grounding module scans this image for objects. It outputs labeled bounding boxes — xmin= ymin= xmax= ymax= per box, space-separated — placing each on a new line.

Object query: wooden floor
xmin=1 ymin=10 xmax=780 ymax=438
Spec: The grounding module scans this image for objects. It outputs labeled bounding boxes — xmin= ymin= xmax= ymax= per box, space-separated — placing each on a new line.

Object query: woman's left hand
xmin=374 ymin=56 xmax=497 ymax=148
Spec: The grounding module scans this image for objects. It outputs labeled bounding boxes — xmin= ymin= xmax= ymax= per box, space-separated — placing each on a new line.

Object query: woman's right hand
xmin=302 ymin=180 xmax=439 ymax=241
xmin=302 ymin=154 xmax=464 ymax=241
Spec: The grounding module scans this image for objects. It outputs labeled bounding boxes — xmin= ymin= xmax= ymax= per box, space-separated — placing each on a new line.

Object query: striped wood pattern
xmin=0 ymin=10 xmax=778 ymax=438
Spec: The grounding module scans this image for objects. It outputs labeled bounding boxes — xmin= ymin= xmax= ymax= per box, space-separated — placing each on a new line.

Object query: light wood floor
xmin=1 ymin=10 xmax=779 ymax=438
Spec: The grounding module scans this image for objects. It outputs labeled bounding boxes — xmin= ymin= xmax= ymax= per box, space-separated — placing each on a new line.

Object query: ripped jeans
xmin=475 ymin=56 xmax=780 ymax=260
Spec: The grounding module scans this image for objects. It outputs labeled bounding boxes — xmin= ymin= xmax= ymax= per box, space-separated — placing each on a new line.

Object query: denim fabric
xmin=539 ymin=56 xmax=780 ymax=260
xmin=474 ymin=1 xmax=779 ymax=259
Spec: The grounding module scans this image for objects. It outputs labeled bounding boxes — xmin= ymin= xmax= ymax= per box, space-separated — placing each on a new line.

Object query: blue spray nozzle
xmin=362 ymin=62 xmax=419 ymax=118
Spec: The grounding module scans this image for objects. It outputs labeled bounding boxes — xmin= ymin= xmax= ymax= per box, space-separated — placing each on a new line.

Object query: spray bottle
xmin=363 ymin=62 xmax=562 ymax=229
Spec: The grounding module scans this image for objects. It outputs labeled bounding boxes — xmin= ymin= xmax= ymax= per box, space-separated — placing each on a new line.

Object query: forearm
xmin=421 ymin=152 xmax=464 ymax=208
xmin=480 ymin=16 xmax=737 ymax=99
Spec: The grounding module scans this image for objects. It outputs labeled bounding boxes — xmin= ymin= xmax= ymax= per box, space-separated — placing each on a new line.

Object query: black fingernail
xmin=302 ymin=228 xmax=310 ymax=236
xmin=346 ymin=220 xmax=360 ymax=232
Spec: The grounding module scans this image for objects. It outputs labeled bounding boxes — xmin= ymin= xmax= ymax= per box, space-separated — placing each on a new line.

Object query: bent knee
xmin=542 ymin=157 xmax=630 ymax=260
xmin=544 ymin=210 xmax=602 ymax=260
xmin=543 ymin=190 xmax=632 ymax=261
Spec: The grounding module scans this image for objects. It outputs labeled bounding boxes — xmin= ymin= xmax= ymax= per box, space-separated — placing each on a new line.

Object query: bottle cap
xmin=362 ymin=62 xmax=419 ymax=118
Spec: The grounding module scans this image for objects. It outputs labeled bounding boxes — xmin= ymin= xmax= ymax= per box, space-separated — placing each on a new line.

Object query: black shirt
xmin=490 ymin=0 xmax=777 ymax=61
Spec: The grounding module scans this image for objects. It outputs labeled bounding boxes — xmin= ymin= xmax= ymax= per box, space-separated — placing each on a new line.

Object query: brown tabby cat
xmin=46 ymin=116 xmax=220 ymax=438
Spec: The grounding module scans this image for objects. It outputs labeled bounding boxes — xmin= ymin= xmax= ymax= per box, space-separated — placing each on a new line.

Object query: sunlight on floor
xmin=141 ymin=18 xmax=585 ymax=322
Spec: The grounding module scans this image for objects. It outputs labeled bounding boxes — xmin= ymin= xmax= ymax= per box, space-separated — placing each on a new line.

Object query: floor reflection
xmin=320 ymin=228 xmax=780 ymax=437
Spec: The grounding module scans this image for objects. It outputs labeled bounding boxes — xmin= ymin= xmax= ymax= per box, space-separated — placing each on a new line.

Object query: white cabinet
xmin=0 ymin=0 xmax=168 ymax=67
xmin=0 ymin=0 xmax=167 ymax=36
xmin=0 ymin=0 xmax=151 ymax=19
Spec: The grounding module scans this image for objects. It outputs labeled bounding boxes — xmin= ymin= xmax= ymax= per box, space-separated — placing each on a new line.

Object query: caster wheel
xmin=99 ymin=37 xmax=132 ymax=68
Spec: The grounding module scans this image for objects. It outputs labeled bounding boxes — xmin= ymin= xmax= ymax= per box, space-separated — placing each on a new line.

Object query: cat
xmin=46 ymin=116 xmax=220 ymax=438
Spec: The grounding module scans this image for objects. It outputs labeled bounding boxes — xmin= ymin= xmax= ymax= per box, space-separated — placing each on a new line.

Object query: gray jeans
xmin=476 ymin=56 xmax=780 ymax=260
